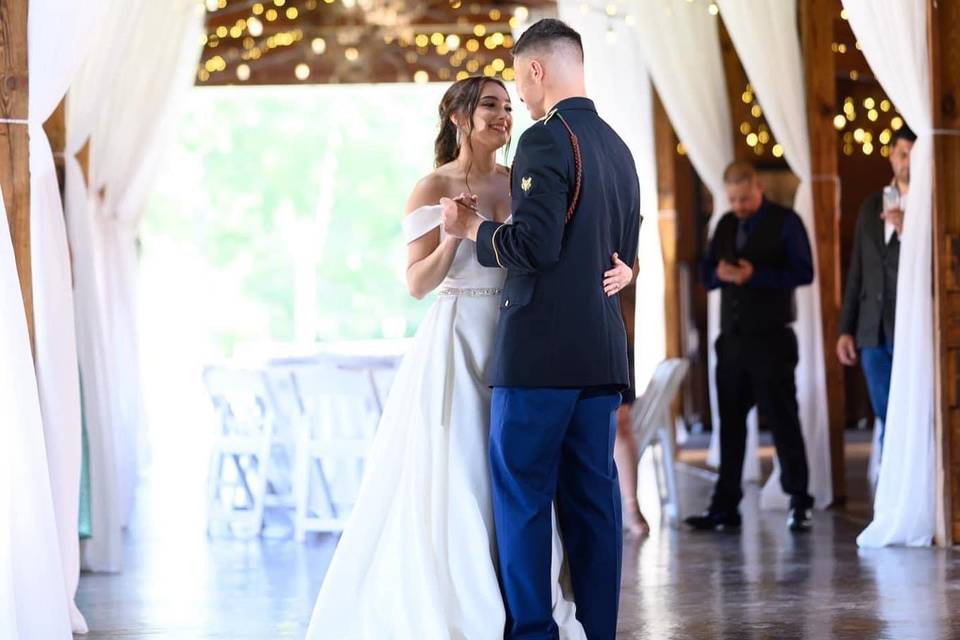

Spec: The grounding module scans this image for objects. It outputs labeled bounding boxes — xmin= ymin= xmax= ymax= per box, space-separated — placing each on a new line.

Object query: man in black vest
xmin=685 ymin=161 xmax=815 ymax=533
xmin=837 ymin=125 xmax=915 ymax=454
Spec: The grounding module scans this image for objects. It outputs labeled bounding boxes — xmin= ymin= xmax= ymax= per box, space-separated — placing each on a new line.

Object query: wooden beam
xmin=928 ymin=0 xmax=960 ymax=546
xmin=800 ymin=0 xmax=847 ymax=505
xmin=0 ymin=0 xmax=32 ymax=345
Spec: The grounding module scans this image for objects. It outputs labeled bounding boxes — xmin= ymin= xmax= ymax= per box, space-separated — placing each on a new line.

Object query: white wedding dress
xmin=305 ymin=205 xmax=584 ymax=640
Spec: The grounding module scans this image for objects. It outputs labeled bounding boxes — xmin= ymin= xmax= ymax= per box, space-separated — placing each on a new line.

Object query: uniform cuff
xmin=476 ymin=220 xmax=503 ymax=268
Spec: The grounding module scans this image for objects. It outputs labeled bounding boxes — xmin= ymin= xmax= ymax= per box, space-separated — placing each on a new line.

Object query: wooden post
xmin=43 ymin=97 xmax=66 ymax=195
xmin=800 ymin=0 xmax=847 ymax=506
xmin=654 ymin=93 xmax=683 ymax=364
xmin=0 ymin=0 xmax=32 ymax=344
xmin=928 ymin=0 xmax=960 ymax=546
xmin=653 ymin=90 xmax=713 ymax=432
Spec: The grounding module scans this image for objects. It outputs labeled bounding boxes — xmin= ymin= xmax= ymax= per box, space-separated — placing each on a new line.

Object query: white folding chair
xmin=203 ymin=366 xmax=276 ymax=538
xmin=290 ymin=361 xmax=381 ymax=540
xmin=260 ymin=366 xmax=304 ymax=510
xmin=631 ymin=358 xmax=690 ymax=521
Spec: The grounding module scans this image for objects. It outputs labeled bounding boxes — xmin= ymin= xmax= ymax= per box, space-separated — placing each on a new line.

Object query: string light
xmin=199 ymin=2 xmax=533 ymax=85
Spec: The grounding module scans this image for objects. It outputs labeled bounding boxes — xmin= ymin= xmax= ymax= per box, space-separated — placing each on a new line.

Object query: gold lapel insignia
xmin=521 ymin=176 xmax=533 ymax=194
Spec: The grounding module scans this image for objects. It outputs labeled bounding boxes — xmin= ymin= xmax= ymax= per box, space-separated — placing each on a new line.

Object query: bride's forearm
xmin=406 ymin=237 xmax=461 ymax=299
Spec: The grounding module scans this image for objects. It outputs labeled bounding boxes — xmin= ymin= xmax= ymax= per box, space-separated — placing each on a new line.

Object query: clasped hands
xmin=440 ymin=193 xmax=481 ymax=240
xmin=716 ymin=259 xmax=754 ymax=286
xmin=881 ymin=208 xmax=904 ymax=237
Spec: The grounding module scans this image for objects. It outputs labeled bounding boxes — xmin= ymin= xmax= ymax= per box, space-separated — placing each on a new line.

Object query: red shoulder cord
xmin=554 ymin=113 xmax=583 ymax=224
xmin=507 ymin=113 xmax=583 ymax=225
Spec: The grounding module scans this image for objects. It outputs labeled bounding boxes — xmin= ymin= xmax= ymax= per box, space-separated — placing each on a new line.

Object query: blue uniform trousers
xmin=489 ymin=386 xmax=622 ymax=640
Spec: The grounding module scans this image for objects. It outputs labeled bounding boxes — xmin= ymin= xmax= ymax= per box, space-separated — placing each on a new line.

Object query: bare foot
xmin=623 ymin=500 xmax=650 ymax=537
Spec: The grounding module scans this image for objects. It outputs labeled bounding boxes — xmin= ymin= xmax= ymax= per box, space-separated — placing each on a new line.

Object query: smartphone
xmin=882 ymin=185 xmax=900 ymax=213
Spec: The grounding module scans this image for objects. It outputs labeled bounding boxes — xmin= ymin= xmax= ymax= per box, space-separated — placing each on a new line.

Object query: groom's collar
xmin=543 ymin=97 xmax=596 ymax=123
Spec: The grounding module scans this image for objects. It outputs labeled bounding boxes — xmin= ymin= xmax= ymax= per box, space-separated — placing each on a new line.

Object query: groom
xmin=442 ymin=18 xmax=641 ymax=640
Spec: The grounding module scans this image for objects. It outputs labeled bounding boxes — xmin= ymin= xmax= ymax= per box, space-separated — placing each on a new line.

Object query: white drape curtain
xmin=633 ymin=0 xmax=762 ymax=483
xmin=556 ymin=2 xmax=665 ymax=389
xmin=842 ymin=0 xmax=936 ymax=547
xmin=67 ymin=0 xmax=151 ymax=573
xmin=26 ymin=0 xmax=106 ymax=630
xmin=1 ymin=189 xmax=72 ymax=639
xmin=717 ymin=0 xmax=832 ymax=509
xmin=65 ymin=0 xmax=205 ymax=571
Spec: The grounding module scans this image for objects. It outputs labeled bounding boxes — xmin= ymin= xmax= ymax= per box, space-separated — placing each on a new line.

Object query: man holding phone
xmin=837 ymin=124 xmax=916 ymax=454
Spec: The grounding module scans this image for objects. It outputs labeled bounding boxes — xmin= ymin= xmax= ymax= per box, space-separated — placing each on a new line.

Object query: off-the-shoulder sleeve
xmin=402 ymin=204 xmax=442 ymax=244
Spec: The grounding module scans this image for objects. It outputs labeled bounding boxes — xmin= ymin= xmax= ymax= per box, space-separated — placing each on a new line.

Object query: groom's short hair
xmin=512 ymin=18 xmax=583 ymax=62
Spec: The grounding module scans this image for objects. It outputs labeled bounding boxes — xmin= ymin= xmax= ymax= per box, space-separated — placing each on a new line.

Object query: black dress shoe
xmin=787 ymin=507 xmax=812 ymax=532
xmin=684 ymin=510 xmax=742 ymax=531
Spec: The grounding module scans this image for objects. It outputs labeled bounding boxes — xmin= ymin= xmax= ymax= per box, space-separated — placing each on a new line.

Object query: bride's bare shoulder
xmin=405 ymin=169 xmax=452 ymax=215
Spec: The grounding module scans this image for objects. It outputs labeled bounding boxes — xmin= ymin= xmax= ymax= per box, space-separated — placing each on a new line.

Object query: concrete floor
xmin=76 ymin=436 xmax=960 ymax=640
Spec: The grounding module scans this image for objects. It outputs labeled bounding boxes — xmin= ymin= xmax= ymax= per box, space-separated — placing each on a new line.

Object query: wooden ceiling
xmin=199 ymin=0 xmax=556 ymax=85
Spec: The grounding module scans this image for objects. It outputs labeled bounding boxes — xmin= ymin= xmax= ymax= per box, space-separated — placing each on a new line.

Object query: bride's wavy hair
xmin=434 ymin=76 xmax=511 ymax=175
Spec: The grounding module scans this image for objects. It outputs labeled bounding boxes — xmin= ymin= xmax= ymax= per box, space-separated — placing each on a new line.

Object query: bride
xmin=305 ymin=76 xmax=633 ymax=640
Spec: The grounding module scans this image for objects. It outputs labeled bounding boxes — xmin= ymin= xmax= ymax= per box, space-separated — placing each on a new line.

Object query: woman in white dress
xmin=305 ymin=76 xmax=633 ymax=640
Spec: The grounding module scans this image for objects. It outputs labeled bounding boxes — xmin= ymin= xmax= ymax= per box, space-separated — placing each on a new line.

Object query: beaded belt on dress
xmin=437 ymin=286 xmax=502 ymax=297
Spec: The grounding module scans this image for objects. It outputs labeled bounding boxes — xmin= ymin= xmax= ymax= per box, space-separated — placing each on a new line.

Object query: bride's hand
xmin=603 ymin=253 xmax=633 ymax=297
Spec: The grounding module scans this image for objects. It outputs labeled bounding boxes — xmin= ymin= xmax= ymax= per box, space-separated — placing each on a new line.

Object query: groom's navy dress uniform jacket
xmin=476 ymin=97 xmax=641 ymax=389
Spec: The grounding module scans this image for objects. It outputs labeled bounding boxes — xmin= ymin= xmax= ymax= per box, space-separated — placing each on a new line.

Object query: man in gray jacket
xmin=837 ymin=124 xmax=915 ymax=453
